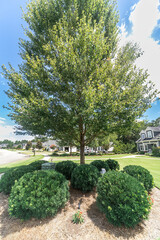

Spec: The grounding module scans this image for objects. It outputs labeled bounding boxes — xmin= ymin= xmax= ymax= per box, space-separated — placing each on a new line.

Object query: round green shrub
xmin=123 ymin=165 xmax=154 ymax=192
xmin=29 ymin=160 xmax=48 ymax=170
xmin=71 ymin=164 xmax=100 ymax=192
xmin=105 ymin=159 xmax=120 ymax=170
xmin=8 ymin=170 xmax=69 ymax=220
xmin=55 ymin=160 xmax=77 ymax=180
xmin=97 ymin=171 xmax=151 ymax=228
xmin=0 ymin=165 xmax=36 ymax=194
xmin=90 ymin=160 xmax=109 ymax=172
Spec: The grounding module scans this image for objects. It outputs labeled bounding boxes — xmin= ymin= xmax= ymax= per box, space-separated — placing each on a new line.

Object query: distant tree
xmin=2 ymin=0 xmax=156 ymax=164
xmin=150 ymin=117 xmax=160 ymax=127
xmin=36 ymin=140 xmax=43 ymax=149
xmin=16 ymin=144 xmax=22 ymax=149
xmin=26 ymin=141 xmax=32 ymax=150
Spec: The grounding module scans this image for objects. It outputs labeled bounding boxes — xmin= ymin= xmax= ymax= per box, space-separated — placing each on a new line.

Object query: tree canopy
xmin=2 ymin=0 xmax=156 ymax=163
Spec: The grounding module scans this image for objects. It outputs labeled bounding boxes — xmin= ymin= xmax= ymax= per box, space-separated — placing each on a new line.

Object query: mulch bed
xmin=0 ymin=187 xmax=160 ymax=240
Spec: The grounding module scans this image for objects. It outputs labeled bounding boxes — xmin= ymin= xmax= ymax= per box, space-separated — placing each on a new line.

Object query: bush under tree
xmin=0 ymin=165 xmax=36 ymax=194
xmin=71 ymin=164 xmax=100 ymax=192
xmin=105 ymin=159 xmax=120 ymax=170
xmin=55 ymin=160 xmax=77 ymax=179
xmin=97 ymin=171 xmax=151 ymax=228
xmin=90 ymin=160 xmax=109 ymax=172
xmin=123 ymin=165 xmax=154 ymax=192
xmin=8 ymin=170 xmax=69 ymax=220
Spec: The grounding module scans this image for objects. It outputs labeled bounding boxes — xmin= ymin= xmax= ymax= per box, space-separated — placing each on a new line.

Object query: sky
xmin=0 ymin=0 xmax=160 ymax=141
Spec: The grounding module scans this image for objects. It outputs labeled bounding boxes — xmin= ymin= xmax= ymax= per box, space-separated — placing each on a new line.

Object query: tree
xmin=26 ymin=141 xmax=32 ymax=150
xmin=2 ymin=0 xmax=156 ymax=164
xmin=36 ymin=140 xmax=43 ymax=149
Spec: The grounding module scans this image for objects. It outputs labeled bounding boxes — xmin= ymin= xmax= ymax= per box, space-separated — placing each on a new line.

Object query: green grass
xmin=51 ymin=154 xmax=160 ymax=188
xmin=0 ymin=155 xmax=44 ymax=173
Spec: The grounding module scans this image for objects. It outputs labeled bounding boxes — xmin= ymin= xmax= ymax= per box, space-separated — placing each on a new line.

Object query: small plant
xmin=72 ymin=211 xmax=84 ymax=224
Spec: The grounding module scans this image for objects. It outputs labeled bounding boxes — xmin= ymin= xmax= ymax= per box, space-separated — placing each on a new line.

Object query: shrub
xmin=60 ymin=153 xmax=70 ymax=157
xmin=105 ymin=159 xmax=120 ymax=170
xmin=0 ymin=165 xmax=35 ymax=194
xmin=29 ymin=160 xmax=48 ymax=170
xmin=8 ymin=170 xmax=69 ymax=220
xmin=55 ymin=161 xmax=77 ymax=180
xmin=71 ymin=164 xmax=100 ymax=192
xmin=152 ymin=147 xmax=160 ymax=157
xmin=97 ymin=171 xmax=151 ymax=228
xmin=51 ymin=152 xmax=59 ymax=156
xmin=90 ymin=160 xmax=109 ymax=172
xmin=123 ymin=165 xmax=154 ymax=192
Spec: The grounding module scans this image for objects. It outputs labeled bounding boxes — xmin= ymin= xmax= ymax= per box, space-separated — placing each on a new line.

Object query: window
xmin=139 ymin=145 xmax=144 ymax=151
xmin=141 ymin=133 xmax=145 ymax=139
xmin=147 ymin=130 xmax=152 ymax=138
xmin=145 ymin=145 xmax=148 ymax=151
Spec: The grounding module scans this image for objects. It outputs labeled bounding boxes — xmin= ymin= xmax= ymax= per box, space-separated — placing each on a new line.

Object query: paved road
xmin=0 ymin=149 xmax=27 ymax=165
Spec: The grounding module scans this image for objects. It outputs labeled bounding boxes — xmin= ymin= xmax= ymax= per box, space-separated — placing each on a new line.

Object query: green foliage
xmin=90 ymin=160 xmax=109 ymax=172
xmin=28 ymin=160 xmax=48 ymax=170
xmin=36 ymin=140 xmax=43 ymax=149
xmin=55 ymin=161 xmax=77 ymax=180
xmin=71 ymin=164 xmax=100 ymax=192
xmin=105 ymin=159 xmax=120 ymax=170
xmin=97 ymin=171 xmax=151 ymax=227
xmin=123 ymin=165 xmax=154 ymax=192
xmin=2 ymin=0 xmax=155 ymax=166
xmin=152 ymin=147 xmax=160 ymax=157
xmin=114 ymin=141 xmax=136 ymax=154
xmin=8 ymin=170 xmax=69 ymax=220
xmin=0 ymin=165 xmax=35 ymax=194
xmin=25 ymin=141 xmax=32 ymax=150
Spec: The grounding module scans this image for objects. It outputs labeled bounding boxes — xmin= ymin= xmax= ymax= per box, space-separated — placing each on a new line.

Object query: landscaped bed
xmin=0 ymin=186 xmax=160 ymax=240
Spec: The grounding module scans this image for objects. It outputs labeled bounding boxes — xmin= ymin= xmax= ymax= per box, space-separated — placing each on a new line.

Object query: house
xmin=136 ymin=126 xmax=160 ymax=152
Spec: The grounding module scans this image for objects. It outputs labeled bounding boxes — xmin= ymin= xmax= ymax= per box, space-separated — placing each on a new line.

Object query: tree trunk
xmin=70 ymin=146 xmax=72 ymax=156
xmin=80 ymin=133 xmax=85 ymax=164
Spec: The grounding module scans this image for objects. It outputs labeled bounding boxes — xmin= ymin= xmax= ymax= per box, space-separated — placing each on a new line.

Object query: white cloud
xmin=119 ymin=0 xmax=160 ymax=94
xmin=0 ymin=117 xmax=6 ymax=121
xmin=0 ymin=117 xmax=33 ymax=142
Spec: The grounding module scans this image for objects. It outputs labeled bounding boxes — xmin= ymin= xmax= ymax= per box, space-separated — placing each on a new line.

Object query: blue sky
xmin=0 ymin=0 xmax=160 ymax=141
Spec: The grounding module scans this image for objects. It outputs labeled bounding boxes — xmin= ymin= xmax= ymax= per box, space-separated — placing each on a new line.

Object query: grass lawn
xmin=0 ymin=155 xmax=44 ymax=174
xmin=51 ymin=154 xmax=160 ymax=188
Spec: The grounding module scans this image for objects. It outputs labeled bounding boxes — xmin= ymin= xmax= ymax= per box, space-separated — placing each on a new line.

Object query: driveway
xmin=0 ymin=149 xmax=27 ymax=166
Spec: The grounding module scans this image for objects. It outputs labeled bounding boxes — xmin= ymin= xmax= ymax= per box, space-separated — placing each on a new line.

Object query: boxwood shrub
xmin=0 ymin=165 xmax=36 ymax=194
xmin=8 ymin=170 xmax=69 ymax=220
xmin=29 ymin=160 xmax=48 ymax=170
xmin=123 ymin=165 xmax=154 ymax=192
xmin=105 ymin=159 xmax=120 ymax=170
xmin=90 ymin=160 xmax=109 ymax=172
xmin=97 ymin=171 xmax=151 ymax=228
xmin=71 ymin=164 xmax=100 ymax=192
xmin=55 ymin=160 xmax=77 ymax=179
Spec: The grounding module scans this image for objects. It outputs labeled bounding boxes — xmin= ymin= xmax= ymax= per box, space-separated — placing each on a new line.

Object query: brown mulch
xmin=0 ymin=187 xmax=160 ymax=240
